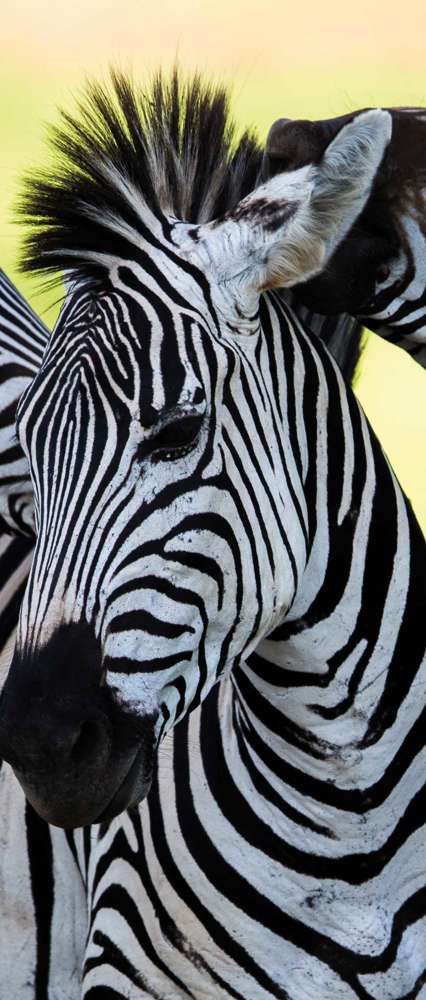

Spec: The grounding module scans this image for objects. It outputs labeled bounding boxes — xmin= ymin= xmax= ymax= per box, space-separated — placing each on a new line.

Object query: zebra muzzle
xmin=0 ymin=622 xmax=158 ymax=827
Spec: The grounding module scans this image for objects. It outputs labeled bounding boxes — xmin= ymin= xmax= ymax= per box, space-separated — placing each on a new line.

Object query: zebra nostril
xmin=70 ymin=718 xmax=109 ymax=764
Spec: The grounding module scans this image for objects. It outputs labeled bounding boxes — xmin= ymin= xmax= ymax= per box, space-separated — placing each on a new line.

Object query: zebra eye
xmin=149 ymin=413 xmax=204 ymax=462
xmin=376 ymin=264 xmax=390 ymax=283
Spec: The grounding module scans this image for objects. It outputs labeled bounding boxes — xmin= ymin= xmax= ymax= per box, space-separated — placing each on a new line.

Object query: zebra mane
xmin=16 ymin=70 xmax=363 ymax=382
xmin=18 ymin=70 xmax=263 ymax=285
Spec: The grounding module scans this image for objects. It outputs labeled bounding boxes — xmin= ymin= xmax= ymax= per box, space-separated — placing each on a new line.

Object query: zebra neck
xmin=232 ymin=405 xmax=426 ymax=806
xmin=231 ymin=608 xmax=425 ymax=847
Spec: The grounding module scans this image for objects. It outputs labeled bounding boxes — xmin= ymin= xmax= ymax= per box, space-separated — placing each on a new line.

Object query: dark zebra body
xmin=0 ymin=76 xmax=424 ymax=1000
xmin=265 ymin=108 xmax=426 ymax=369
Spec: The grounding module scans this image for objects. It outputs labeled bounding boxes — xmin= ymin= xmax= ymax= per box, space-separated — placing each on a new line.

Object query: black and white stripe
xmin=0 ymin=270 xmax=366 ymax=999
xmin=0 ymin=74 xmax=425 ymax=1000
xmin=0 ymin=269 xmax=47 ymax=535
xmin=0 ymin=273 xmax=86 ymax=1000
xmin=76 ymin=289 xmax=426 ymax=1000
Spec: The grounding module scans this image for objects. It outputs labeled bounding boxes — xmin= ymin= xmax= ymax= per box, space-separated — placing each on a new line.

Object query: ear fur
xmin=194 ymin=109 xmax=392 ymax=303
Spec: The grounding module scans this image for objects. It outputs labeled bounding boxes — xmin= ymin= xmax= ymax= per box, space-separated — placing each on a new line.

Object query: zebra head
xmin=0 ymin=74 xmax=391 ymax=827
xmin=264 ymin=107 xmax=426 ymax=366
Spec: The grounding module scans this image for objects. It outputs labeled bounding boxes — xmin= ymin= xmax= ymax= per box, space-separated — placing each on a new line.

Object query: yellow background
xmin=1 ymin=0 xmax=425 ymax=527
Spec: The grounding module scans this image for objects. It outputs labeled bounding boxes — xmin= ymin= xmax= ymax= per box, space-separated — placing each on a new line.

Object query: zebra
xmin=0 ymin=73 xmax=425 ymax=999
xmin=0 ymin=259 xmax=366 ymax=998
xmin=0 ymin=266 xmax=365 ymax=999
xmin=0 ymin=245 xmax=367 ymax=997
xmin=264 ymin=109 xmax=426 ymax=369
xmin=0 ymin=269 xmax=87 ymax=1000
xmin=0 ymin=607 xmax=86 ymax=1000
xmin=0 ymin=268 xmax=48 ymax=537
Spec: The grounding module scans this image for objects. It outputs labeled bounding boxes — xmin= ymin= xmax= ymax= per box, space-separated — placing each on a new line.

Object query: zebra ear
xmin=206 ymin=109 xmax=392 ymax=296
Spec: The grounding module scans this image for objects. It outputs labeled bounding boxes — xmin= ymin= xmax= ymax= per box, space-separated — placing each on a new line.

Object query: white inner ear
xmin=187 ymin=108 xmax=392 ymax=323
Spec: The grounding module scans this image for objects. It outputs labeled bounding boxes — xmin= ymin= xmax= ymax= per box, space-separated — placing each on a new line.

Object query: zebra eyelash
xmin=137 ymin=411 xmax=205 ymax=464
xmin=150 ymin=444 xmax=197 ymax=463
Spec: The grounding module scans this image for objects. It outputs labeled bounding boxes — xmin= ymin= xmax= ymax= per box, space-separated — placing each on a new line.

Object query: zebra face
xmin=0 ymin=277 xmax=297 ymax=827
xmin=3 ymin=266 xmax=306 ymax=826
xmin=0 ymin=95 xmax=391 ymax=826
xmin=19 ymin=276 xmax=296 ymax=681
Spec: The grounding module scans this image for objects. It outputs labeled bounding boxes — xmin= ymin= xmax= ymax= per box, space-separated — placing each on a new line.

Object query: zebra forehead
xmin=18 ymin=69 xmax=263 ymax=287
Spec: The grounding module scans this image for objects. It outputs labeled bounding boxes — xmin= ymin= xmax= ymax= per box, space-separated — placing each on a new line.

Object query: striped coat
xmin=0 ymin=75 xmax=425 ymax=999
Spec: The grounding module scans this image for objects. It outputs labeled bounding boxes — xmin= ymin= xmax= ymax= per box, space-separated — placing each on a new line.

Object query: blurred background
xmin=1 ymin=0 xmax=425 ymax=526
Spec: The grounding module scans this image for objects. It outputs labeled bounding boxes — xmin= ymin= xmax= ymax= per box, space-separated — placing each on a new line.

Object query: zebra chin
xmin=13 ymin=743 xmax=155 ymax=828
xmin=0 ymin=622 xmax=159 ymax=828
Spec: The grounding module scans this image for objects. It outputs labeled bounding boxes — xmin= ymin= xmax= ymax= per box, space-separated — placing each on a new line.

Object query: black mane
xmin=18 ymin=70 xmax=262 ymax=284
xmin=16 ymin=71 xmax=363 ymax=384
